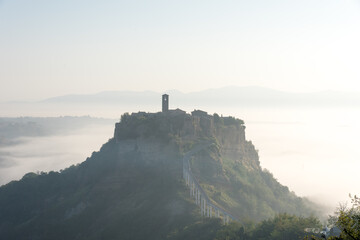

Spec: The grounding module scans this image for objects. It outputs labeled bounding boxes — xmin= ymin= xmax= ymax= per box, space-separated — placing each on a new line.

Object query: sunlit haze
xmin=0 ymin=1 xmax=360 ymax=101
xmin=0 ymin=1 xmax=359 ymax=214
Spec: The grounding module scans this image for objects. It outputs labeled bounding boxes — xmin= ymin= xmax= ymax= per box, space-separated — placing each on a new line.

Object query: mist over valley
xmin=1 ymin=88 xmax=359 ymax=210
xmin=1 ymin=0 xmax=359 ymax=238
xmin=0 ymin=117 xmax=116 ymax=185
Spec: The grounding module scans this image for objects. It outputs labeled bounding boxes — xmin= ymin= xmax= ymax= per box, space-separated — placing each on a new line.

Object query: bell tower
xmin=162 ymin=94 xmax=169 ymax=112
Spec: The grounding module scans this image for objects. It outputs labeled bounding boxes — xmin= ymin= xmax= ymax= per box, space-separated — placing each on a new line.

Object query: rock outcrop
xmin=114 ymin=109 xmax=260 ymax=170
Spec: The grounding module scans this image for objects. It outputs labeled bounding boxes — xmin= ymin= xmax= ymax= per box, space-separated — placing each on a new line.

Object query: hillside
xmin=0 ymin=137 xmax=223 ymax=239
xmin=0 ymin=109 xmax=320 ymax=239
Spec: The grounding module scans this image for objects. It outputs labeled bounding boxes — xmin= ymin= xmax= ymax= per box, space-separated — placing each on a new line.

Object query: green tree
xmin=306 ymin=195 xmax=360 ymax=240
xmin=333 ymin=195 xmax=360 ymax=240
xmin=252 ymin=213 xmax=321 ymax=240
xmin=214 ymin=222 xmax=251 ymax=240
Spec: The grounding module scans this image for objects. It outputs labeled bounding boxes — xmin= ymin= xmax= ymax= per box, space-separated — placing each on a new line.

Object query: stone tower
xmin=162 ymin=94 xmax=169 ymax=112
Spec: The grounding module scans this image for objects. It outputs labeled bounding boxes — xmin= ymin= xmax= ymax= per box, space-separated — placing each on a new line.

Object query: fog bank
xmin=0 ymin=124 xmax=114 ymax=186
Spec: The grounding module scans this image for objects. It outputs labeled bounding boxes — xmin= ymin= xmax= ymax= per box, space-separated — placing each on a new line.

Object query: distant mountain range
xmin=40 ymin=86 xmax=360 ymax=108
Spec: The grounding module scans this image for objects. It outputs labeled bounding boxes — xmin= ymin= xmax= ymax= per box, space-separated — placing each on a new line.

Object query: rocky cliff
xmin=113 ymin=109 xmax=318 ymax=221
xmin=113 ymin=109 xmax=259 ymax=171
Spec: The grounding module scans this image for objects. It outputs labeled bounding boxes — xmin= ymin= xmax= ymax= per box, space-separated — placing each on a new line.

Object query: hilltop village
xmin=113 ymin=94 xmax=259 ymax=169
xmin=115 ymin=95 xmax=244 ymax=144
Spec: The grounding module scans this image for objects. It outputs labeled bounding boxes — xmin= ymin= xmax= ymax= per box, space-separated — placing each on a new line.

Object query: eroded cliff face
xmin=111 ymin=111 xmax=319 ymax=222
xmin=215 ymin=125 xmax=260 ymax=170
xmin=113 ymin=110 xmax=260 ymax=170
xmin=116 ymin=138 xmax=179 ymax=165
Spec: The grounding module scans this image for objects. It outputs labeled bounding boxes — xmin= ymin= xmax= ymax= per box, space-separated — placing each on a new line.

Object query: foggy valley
xmin=0 ymin=117 xmax=115 ymax=185
xmin=1 ymin=1 xmax=359 ymax=239
xmin=1 ymin=89 xmax=359 ymax=210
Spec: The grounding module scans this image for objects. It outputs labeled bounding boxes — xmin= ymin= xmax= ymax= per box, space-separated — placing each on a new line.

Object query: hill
xmin=0 ymin=109 xmax=320 ymax=239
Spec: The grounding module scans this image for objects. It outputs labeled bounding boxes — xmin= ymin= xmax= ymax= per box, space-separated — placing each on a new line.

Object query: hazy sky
xmin=1 ymin=0 xmax=360 ymax=101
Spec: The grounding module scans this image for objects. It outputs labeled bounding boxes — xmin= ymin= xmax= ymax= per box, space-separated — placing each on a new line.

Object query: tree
xmin=306 ymin=195 xmax=360 ymax=240
xmin=334 ymin=195 xmax=360 ymax=240
xmin=252 ymin=213 xmax=321 ymax=240
xmin=213 ymin=214 xmax=321 ymax=240
xmin=214 ymin=222 xmax=251 ymax=240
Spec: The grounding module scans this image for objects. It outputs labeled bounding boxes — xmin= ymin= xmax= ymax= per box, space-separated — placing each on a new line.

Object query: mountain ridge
xmin=36 ymin=86 xmax=360 ymax=107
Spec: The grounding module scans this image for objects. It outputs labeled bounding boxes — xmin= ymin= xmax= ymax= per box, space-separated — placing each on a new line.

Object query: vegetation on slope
xmin=0 ymin=139 xmax=223 ymax=239
xmin=215 ymin=213 xmax=321 ymax=240
xmin=188 ymin=118 xmax=321 ymax=222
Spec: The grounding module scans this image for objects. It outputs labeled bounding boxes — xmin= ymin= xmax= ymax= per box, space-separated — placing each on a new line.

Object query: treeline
xmin=214 ymin=213 xmax=321 ymax=240
xmin=214 ymin=195 xmax=360 ymax=240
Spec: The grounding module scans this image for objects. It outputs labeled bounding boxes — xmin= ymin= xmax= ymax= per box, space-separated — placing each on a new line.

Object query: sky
xmin=1 ymin=0 xmax=360 ymax=101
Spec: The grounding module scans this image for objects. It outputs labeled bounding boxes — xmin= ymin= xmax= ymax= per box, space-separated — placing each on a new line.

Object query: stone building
xmin=162 ymin=94 xmax=169 ymax=112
